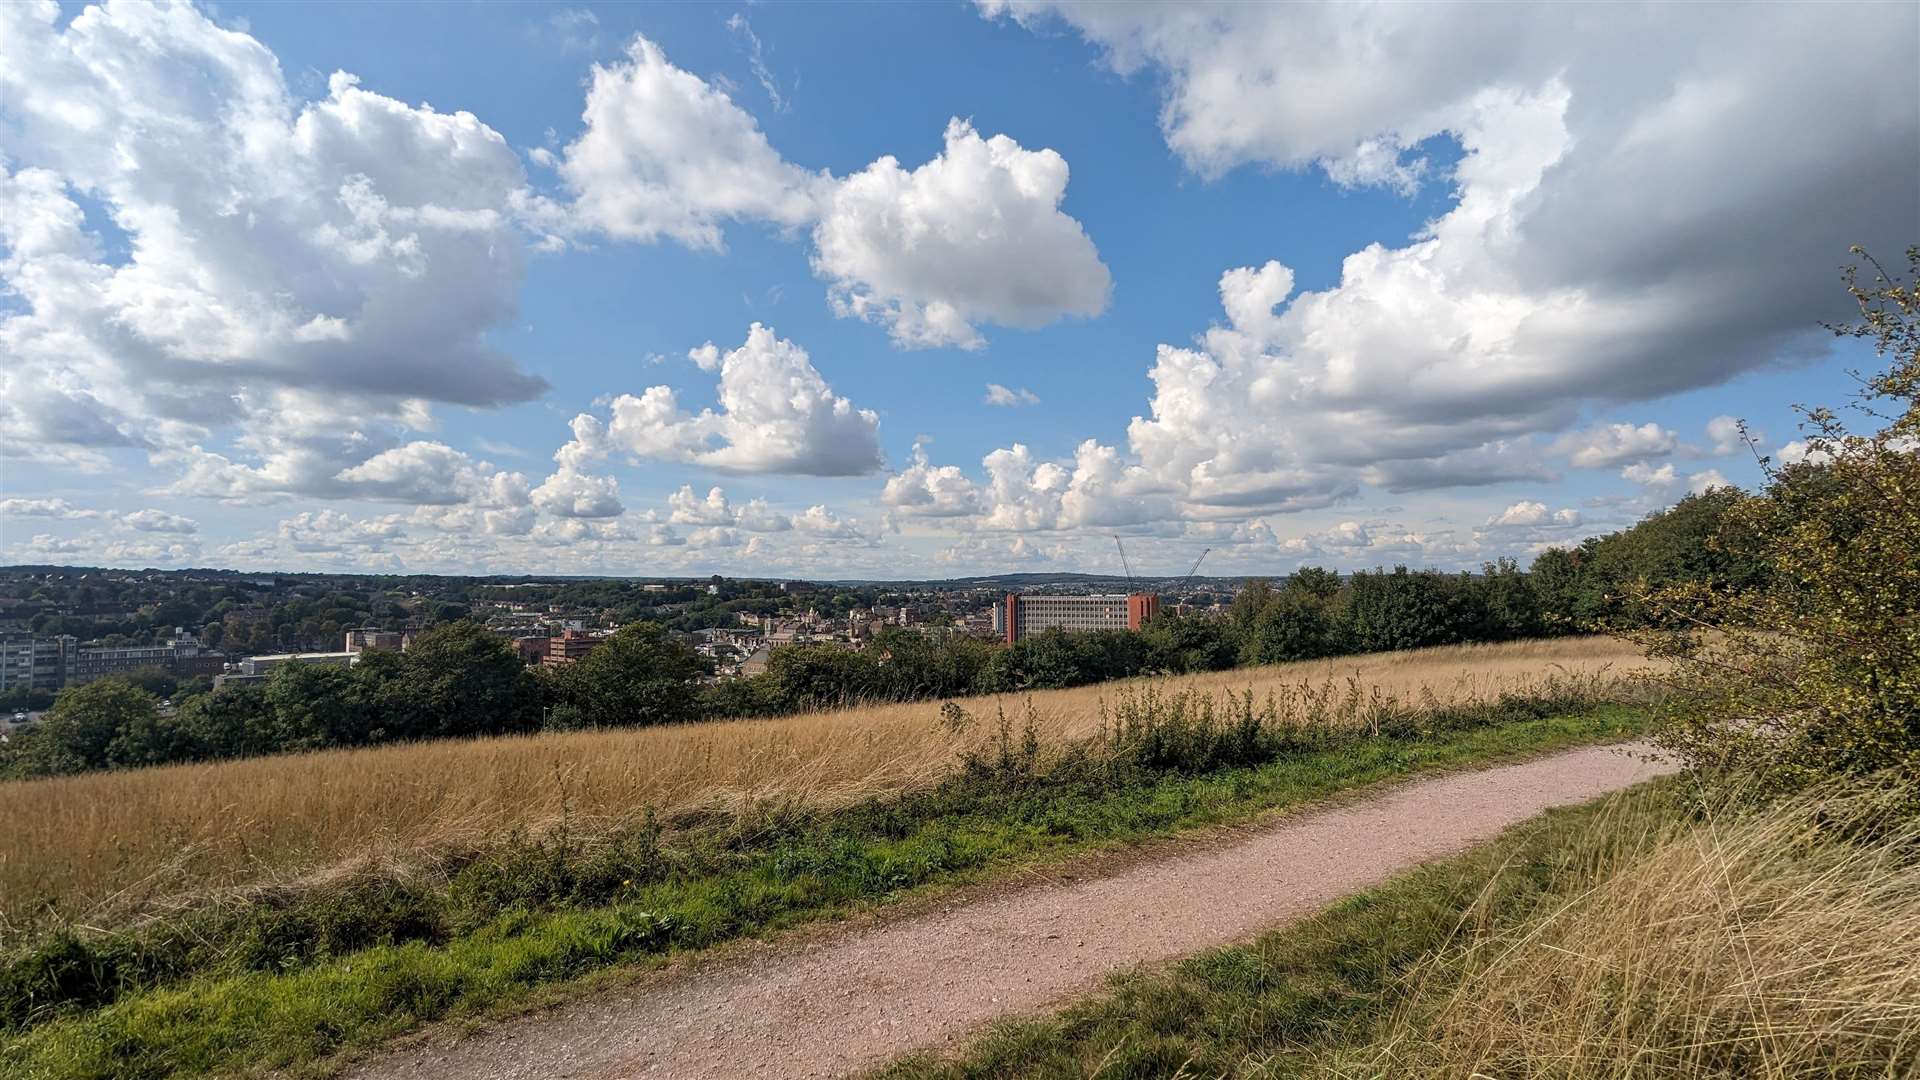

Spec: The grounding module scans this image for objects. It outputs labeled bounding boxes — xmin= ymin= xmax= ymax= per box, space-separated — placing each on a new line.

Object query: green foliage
xmin=764 ymin=643 xmax=886 ymax=709
xmin=867 ymin=630 xmax=999 ymax=700
xmin=1345 ymin=567 xmax=1485 ymax=652
xmin=115 ymin=667 xmax=178 ymax=700
xmin=1478 ymin=556 xmax=1546 ymax=640
xmin=1236 ymin=585 xmax=1342 ymax=666
xmin=382 ymin=621 xmax=540 ymax=740
xmin=1139 ymin=610 xmax=1238 ymax=673
xmin=168 ymin=684 xmax=273 ymax=761
xmin=693 ymin=673 xmax=786 ymax=719
xmin=1639 ymin=247 xmax=1920 ymax=796
xmin=261 ymin=664 xmax=379 ymax=751
xmin=1533 ymin=489 xmax=1756 ymax=629
xmin=2 ymin=622 xmax=538 ymax=778
xmin=0 ymin=687 xmax=56 ymax=713
xmin=5 ymin=681 xmax=160 ymax=776
xmin=550 ymin=622 xmax=706 ymax=728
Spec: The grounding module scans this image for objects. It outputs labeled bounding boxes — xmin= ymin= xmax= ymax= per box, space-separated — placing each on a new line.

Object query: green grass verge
xmin=1 ymin=700 xmax=1648 ymax=1080
xmin=876 ymin=776 xmax=1677 ymax=1080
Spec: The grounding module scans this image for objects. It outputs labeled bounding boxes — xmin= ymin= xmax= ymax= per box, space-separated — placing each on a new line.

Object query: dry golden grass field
xmin=0 ymin=637 xmax=1642 ymax=928
xmin=1345 ymin=781 xmax=1920 ymax=1079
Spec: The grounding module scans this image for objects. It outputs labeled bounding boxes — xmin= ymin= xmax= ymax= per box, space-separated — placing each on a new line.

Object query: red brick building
xmin=544 ymin=629 xmax=603 ymax=666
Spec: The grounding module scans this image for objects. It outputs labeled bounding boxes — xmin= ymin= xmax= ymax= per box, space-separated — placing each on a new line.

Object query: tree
xmin=263 ymin=663 xmax=377 ymax=751
xmin=103 ymin=704 xmax=192 ymax=769
xmin=1640 ymin=247 xmax=1920 ymax=795
xmin=556 ymin=622 xmax=707 ymax=727
xmin=9 ymin=679 xmax=160 ymax=776
xmin=1533 ymin=488 xmax=1757 ymax=629
xmin=1239 ymin=588 xmax=1340 ymax=665
xmin=866 ymin=630 xmax=994 ymax=700
xmin=388 ymin=621 xmax=540 ymax=739
xmin=764 ymin=643 xmax=877 ymax=711
xmin=119 ymin=666 xmax=179 ymax=700
xmin=1527 ymin=547 xmax=1586 ymax=633
xmin=1140 ymin=612 xmax=1237 ymax=674
xmin=171 ymin=683 xmax=274 ymax=761
xmin=1227 ymin=579 xmax=1280 ymax=635
xmin=1344 ymin=567 xmax=1472 ymax=652
xmin=986 ymin=629 xmax=1110 ymax=691
xmin=1478 ymin=557 xmax=1546 ymax=640
xmin=1286 ymin=566 xmax=1344 ymax=600
xmin=697 ymin=673 xmax=785 ymax=719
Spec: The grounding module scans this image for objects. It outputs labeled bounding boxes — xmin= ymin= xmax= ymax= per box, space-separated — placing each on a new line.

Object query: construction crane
xmin=1184 ymin=547 xmax=1211 ymax=585
xmin=1112 ymin=534 xmax=1135 ymax=591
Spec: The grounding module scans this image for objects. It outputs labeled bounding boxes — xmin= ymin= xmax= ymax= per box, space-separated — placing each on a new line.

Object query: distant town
xmin=0 ymin=566 xmax=1236 ymax=717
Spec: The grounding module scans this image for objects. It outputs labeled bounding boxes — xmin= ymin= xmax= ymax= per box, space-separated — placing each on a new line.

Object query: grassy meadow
xmin=0 ymin=636 xmax=1651 ymax=1079
xmin=0 ymin=635 xmax=1640 ymax=927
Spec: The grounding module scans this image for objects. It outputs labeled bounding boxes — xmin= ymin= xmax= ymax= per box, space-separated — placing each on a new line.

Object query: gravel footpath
xmin=345 ymin=742 xmax=1674 ymax=1080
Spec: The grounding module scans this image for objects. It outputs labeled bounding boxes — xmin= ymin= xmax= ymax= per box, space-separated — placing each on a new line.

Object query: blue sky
xmin=1 ymin=1 xmax=1913 ymax=578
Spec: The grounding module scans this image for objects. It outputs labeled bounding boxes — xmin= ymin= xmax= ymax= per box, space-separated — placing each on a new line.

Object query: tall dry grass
xmin=0 ymin=637 xmax=1637 ymax=928
xmin=1342 ymin=781 xmax=1920 ymax=1079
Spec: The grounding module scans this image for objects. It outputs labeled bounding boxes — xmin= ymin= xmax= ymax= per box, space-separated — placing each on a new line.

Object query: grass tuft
xmin=1338 ymin=779 xmax=1920 ymax=1079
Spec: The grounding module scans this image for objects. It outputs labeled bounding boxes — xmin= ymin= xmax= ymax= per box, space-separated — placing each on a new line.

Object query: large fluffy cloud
xmin=553 ymin=35 xmax=823 ymax=248
xmin=530 ymin=468 xmax=624 ymax=519
xmin=550 ymin=37 xmax=1109 ymax=348
xmin=980 ymin=0 xmax=1917 ymax=508
xmin=553 ymin=323 xmax=882 ymax=477
xmin=335 ymin=442 xmax=532 ymax=508
xmin=811 ymin=119 xmax=1111 ymax=349
xmin=0 ymin=0 xmax=547 ymax=503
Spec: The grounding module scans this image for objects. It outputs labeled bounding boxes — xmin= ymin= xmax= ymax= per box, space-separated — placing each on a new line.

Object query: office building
xmin=1001 ymin=593 xmax=1161 ymax=644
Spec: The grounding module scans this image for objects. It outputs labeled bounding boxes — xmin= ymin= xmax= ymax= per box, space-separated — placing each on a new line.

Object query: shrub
xmin=1636 ymin=248 xmax=1920 ymax=796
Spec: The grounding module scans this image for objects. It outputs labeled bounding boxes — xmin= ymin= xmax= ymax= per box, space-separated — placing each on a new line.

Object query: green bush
xmin=1638 ymin=248 xmax=1920 ymax=797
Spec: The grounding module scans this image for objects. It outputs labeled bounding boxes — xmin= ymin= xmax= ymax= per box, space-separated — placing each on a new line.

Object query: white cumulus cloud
xmin=0 ymin=1 xmax=554 ymax=508
xmin=1706 ymin=415 xmax=1752 ymax=457
xmin=977 ymin=0 xmax=1914 ymax=513
xmin=552 ymin=37 xmax=1109 ymax=349
xmin=563 ymin=323 xmax=882 ymax=476
xmin=554 ymin=35 xmax=823 ymax=248
xmin=812 ymin=119 xmax=1110 ymax=349
xmin=1555 ymin=422 xmax=1680 ymax=469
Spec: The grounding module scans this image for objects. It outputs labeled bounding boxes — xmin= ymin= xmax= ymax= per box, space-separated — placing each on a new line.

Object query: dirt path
xmin=346 ymin=743 xmax=1674 ymax=1080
